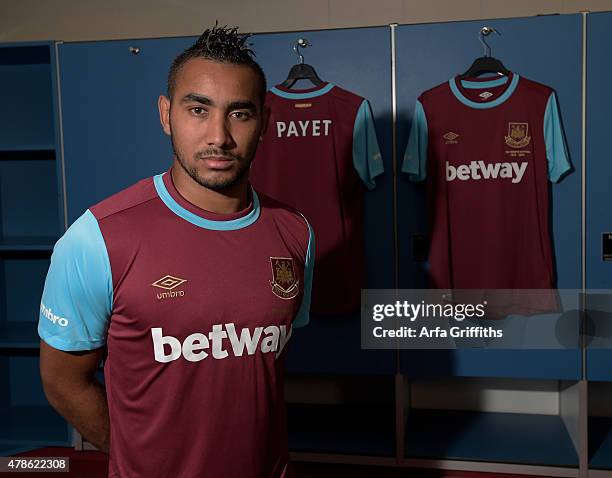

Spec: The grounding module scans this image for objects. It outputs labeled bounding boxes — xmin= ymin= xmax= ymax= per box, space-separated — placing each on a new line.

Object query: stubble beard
xmin=170 ymin=131 xmax=253 ymax=193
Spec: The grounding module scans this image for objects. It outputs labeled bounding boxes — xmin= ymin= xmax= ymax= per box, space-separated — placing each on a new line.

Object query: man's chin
xmin=192 ymin=172 xmax=245 ymax=192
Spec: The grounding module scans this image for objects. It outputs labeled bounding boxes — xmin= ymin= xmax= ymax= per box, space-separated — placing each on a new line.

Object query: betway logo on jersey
xmin=446 ymin=160 xmax=528 ymax=184
xmin=276 ymin=120 xmax=332 ymax=138
xmin=152 ymin=323 xmax=292 ymax=363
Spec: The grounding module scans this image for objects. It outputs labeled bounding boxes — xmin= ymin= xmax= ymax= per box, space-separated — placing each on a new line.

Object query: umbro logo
xmin=479 ymin=91 xmax=494 ymax=99
xmin=152 ymin=275 xmax=187 ymax=300
xmin=443 ymin=132 xmax=459 ymax=144
xmin=152 ymin=275 xmax=186 ymax=290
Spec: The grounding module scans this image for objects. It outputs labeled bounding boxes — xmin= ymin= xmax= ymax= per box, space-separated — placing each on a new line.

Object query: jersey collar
xmin=153 ymin=172 xmax=260 ymax=231
xmin=270 ymin=82 xmax=335 ymax=99
xmin=449 ymin=73 xmax=519 ymax=109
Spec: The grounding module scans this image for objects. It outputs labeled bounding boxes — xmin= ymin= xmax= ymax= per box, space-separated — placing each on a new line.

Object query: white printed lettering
xmin=152 ymin=323 xmax=293 ymax=363
xmin=446 ymin=161 xmax=528 ymax=183
xmin=500 ymin=163 xmax=512 ymax=179
xmin=456 ymin=165 xmax=470 ymax=180
xmin=182 ymin=333 xmax=209 ymax=362
xmin=512 ymin=162 xmax=528 ymax=183
xmin=260 ymin=326 xmax=280 ymax=353
xmin=40 ymin=303 xmax=69 ymax=327
xmin=275 ymin=120 xmax=333 ymax=138
xmin=287 ymin=122 xmax=298 ymax=137
xmin=225 ymin=323 xmax=263 ymax=357
xmin=152 ymin=328 xmax=182 ymax=363
xmin=209 ymin=324 xmax=229 ymax=359
xmin=479 ymin=161 xmax=502 ymax=179
xmin=298 ymin=120 xmax=309 ymax=136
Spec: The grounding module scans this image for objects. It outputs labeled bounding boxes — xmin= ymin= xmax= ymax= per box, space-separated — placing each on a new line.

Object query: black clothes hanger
xmin=280 ymin=38 xmax=325 ymax=88
xmin=458 ymin=27 xmax=510 ymax=80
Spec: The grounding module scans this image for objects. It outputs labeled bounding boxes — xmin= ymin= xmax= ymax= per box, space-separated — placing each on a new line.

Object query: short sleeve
xmin=544 ymin=92 xmax=572 ymax=183
xmin=401 ymin=99 xmax=428 ymax=181
xmin=293 ymin=219 xmax=315 ymax=329
xmin=38 ymin=209 xmax=113 ymax=351
xmin=352 ymin=99 xmax=384 ymax=190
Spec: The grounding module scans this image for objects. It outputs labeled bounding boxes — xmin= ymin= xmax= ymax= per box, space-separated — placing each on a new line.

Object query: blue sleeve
xmin=401 ymin=99 xmax=428 ymax=181
xmin=293 ymin=219 xmax=315 ymax=329
xmin=353 ymin=99 xmax=384 ymax=190
xmin=544 ymin=92 xmax=571 ymax=182
xmin=38 ymin=209 xmax=113 ymax=351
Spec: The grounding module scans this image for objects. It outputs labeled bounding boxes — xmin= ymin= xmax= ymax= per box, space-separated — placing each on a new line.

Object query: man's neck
xmin=170 ymin=162 xmax=249 ymax=214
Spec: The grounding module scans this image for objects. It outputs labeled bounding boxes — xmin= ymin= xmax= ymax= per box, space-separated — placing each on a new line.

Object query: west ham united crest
xmin=505 ymin=122 xmax=531 ymax=148
xmin=269 ymin=257 xmax=299 ymax=300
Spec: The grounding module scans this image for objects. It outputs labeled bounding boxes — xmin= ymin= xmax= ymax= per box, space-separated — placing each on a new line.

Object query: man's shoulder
xmin=90 ymin=176 xmax=159 ymax=221
xmin=256 ymin=191 xmax=312 ymax=237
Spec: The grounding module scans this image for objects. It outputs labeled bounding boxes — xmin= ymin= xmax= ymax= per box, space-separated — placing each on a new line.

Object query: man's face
xmin=159 ymin=58 xmax=266 ymax=192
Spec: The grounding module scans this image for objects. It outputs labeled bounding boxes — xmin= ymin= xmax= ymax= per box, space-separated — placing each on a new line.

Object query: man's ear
xmin=158 ymin=95 xmax=172 ymax=136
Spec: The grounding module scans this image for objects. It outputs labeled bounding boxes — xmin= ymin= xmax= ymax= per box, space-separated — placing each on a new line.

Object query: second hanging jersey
xmin=251 ymin=82 xmax=384 ymax=315
xmin=402 ymin=74 xmax=571 ymax=314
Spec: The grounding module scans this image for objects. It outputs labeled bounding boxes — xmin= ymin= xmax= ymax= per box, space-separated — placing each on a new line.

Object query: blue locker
xmin=59 ymin=37 xmax=193 ymax=223
xmin=396 ymin=15 xmax=583 ymax=380
xmin=395 ymin=14 xmax=582 ymax=468
xmin=250 ymin=27 xmax=395 ymax=376
xmin=586 ymin=11 xmax=612 ymax=382
xmin=586 ymin=11 xmax=612 ymax=471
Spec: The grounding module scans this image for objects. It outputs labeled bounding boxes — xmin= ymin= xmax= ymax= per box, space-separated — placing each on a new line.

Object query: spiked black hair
xmin=167 ymin=24 xmax=266 ymax=103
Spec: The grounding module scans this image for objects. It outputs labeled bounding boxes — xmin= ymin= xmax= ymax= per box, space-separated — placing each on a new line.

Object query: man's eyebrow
xmin=181 ymin=93 xmax=213 ymax=105
xmin=228 ymin=101 xmax=257 ymax=112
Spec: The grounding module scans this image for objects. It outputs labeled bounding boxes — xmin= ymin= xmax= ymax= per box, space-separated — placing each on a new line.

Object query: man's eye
xmin=231 ymin=111 xmax=251 ymax=120
xmin=190 ymin=107 xmax=206 ymax=115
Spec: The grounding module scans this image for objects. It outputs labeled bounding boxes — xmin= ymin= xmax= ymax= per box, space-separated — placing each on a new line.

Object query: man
xmin=38 ymin=25 xmax=314 ymax=478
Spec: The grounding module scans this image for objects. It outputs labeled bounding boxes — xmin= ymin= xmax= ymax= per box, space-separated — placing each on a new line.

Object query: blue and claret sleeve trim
xmin=353 ymin=99 xmax=384 ymax=190
xmin=293 ymin=219 xmax=315 ymax=329
xmin=402 ymin=99 xmax=428 ymax=181
xmin=38 ymin=209 xmax=113 ymax=351
xmin=544 ymin=92 xmax=572 ymax=182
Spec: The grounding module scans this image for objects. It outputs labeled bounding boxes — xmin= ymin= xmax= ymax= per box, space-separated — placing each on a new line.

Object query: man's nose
xmin=205 ymin=114 xmax=234 ymax=149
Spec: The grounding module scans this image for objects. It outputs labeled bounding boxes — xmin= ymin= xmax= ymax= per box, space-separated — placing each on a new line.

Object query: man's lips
xmin=199 ymin=155 xmax=235 ymax=170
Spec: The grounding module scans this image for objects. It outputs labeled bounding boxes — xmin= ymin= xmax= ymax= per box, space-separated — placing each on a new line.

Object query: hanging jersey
xmin=251 ymin=82 xmax=383 ymax=315
xmin=38 ymin=170 xmax=314 ymax=478
xmin=402 ymin=74 xmax=571 ymax=315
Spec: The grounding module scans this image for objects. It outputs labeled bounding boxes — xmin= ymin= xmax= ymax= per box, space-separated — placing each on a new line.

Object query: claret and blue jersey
xmin=402 ymin=73 xmax=571 ymax=313
xmin=251 ymin=82 xmax=384 ymax=315
xmin=38 ymin=170 xmax=314 ymax=478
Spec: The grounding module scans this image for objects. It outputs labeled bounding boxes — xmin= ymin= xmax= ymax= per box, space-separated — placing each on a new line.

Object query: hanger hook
xmin=479 ymin=26 xmax=501 ymax=57
xmin=293 ymin=38 xmax=310 ymax=64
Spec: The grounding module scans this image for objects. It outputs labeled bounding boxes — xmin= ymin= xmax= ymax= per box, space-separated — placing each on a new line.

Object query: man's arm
xmin=39 ymin=340 xmax=110 ymax=453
